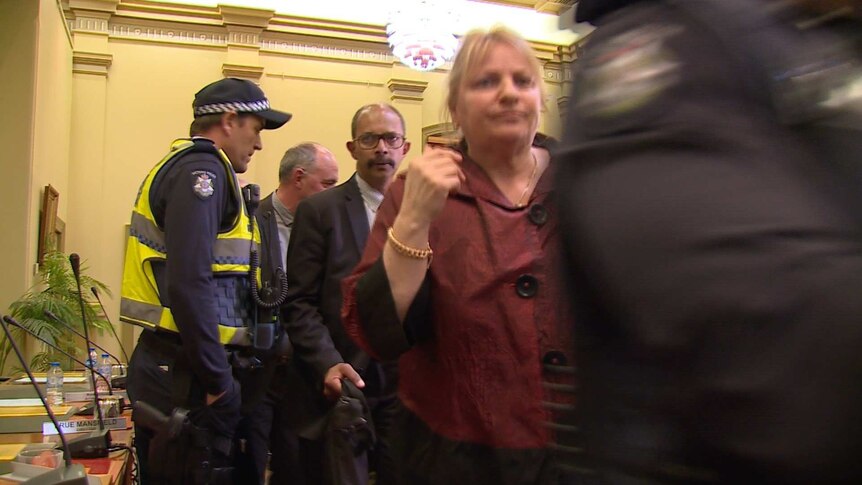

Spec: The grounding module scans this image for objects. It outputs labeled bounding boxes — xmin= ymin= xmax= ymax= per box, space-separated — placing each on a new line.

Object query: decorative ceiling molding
xmin=475 ymin=0 xmax=535 ymax=9
xmin=222 ymin=63 xmax=264 ymax=81
xmin=219 ymin=4 xmax=273 ymax=29
xmin=67 ymin=0 xmax=119 ymax=14
xmin=64 ymin=0 xmax=578 ymax=69
xmin=476 ymin=0 xmax=577 ymax=14
xmin=534 ymin=0 xmax=578 ymax=14
xmin=387 ymin=78 xmax=429 ymax=102
xmin=72 ymin=51 xmax=113 ymax=76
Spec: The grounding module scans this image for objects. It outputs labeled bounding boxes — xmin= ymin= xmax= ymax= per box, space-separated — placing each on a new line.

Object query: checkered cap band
xmin=194 ymin=99 xmax=271 ymax=117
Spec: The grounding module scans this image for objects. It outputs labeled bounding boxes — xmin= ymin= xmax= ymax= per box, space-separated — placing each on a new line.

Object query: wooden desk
xmin=0 ymin=411 xmax=134 ymax=485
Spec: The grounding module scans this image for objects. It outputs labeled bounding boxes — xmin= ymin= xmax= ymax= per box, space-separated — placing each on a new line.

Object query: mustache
xmin=367 ymin=156 xmax=395 ymax=167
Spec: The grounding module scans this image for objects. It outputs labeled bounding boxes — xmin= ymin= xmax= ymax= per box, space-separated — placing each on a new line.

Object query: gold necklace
xmin=515 ymin=152 xmax=538 ymax=208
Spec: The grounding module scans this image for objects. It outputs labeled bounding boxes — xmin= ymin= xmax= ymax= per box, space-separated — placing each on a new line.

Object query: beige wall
xmin=4 ymin=1 xmax=574 ymax=356
xmin=33 ymin=0 xmax=74 ymax=251
xmin=0 ymin=0 xmax=74 ymax=365
xmin=0 ymin=0 xmax=73 ymax=316
xmin=0 ymin=0 xmax=39 ymax=318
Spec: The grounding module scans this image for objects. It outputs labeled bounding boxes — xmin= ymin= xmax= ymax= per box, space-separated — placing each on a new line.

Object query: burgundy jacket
xmin=342 ymin=149 xmax=576 ymax=454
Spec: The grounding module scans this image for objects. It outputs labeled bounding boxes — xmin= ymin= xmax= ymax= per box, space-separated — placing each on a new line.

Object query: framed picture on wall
xmin=54 ymin=217 xmax=66 ymax=254
xmin=38 ymin=185 xmax=60 ymax=265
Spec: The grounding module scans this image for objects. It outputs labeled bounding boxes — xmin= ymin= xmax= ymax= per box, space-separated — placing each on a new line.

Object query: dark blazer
xmin=254 ymin=192 xmax=293 ymax=364
xmin=256 ymin=193 xmax=285 ymax=303
xmin=236 ymin=192 xmax=290 ymax=409
xmin=284 ymin=174 xmax=392 ymax=439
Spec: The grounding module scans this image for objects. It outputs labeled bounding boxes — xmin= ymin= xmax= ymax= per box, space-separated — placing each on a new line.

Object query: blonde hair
xmin=445 ymin=26 xmax=546 ymax=122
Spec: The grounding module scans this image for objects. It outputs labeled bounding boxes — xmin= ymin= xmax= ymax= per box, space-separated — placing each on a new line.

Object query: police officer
xmin=558 ymin=0 xmax=862 ymax=483
xmin=121 ymin=77 xmax=290 ymax=484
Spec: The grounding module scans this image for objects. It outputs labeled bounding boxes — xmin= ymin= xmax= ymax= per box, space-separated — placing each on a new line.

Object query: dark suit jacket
xmin=255 ymin=192 xmax=294 ymax=370
xmin=235 ymin=192 xmax=290 ymax=409
xmin=284 ymin=174 xmax=394 ymax=439
xmin=256 ymin=193 xmax=285 ymax=310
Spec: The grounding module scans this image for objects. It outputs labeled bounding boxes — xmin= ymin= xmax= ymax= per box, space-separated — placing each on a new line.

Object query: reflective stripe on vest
xmin=119 ymin=139 xmax=260 ymax=346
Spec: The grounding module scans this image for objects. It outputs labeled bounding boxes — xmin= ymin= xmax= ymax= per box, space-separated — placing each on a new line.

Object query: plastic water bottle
xmin=85 ymin=359 xmax=94 ymax=391
xmin=97 ymin=353 xmax=111 ymax=393
xmin=46 ymin=362 xmax=63 ymax=407
xmin=87 ymin=348 xmax=98 ymax=390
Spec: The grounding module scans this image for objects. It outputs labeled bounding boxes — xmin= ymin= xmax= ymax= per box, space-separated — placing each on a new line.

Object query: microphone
xmin=68 ymin=253 xmax=80 ymax=280
xmin=44 ymin=311 xmax=121 ymax=365
xmin=2 ymin=317 xmax=113 ymax=459
xmin=89 ymin=287 xmax=130 ymax=363
xmin=68 ymin=254 xmax=104 ymax=424
xmin=3 ymin=317 xmax=113 ymax=395
xmin=68 ymin=253 xmax=112 ymax=459
xmin=0 ymin=316 xmax=88 ymax=484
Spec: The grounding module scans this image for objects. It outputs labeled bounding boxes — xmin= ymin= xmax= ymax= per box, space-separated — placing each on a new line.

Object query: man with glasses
xmin=283 ymin=103 xmax=409 ymax=484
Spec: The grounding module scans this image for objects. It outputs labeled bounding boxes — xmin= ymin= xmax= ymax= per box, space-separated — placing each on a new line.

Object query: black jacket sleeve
xmin=284 ymin=199 xmax=344 ymax=379
xmin=155 ymin=154 xmax=234 ymax=396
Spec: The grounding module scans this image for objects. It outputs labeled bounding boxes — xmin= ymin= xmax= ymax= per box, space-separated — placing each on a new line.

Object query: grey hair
xmin=278 ymin=142 xmax=321 ymax=183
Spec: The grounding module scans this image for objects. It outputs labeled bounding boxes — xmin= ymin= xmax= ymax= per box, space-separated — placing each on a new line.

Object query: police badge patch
xmin=577 ymin=24 xmax=683 ymax=118
xmin=192 ymin=170 xmax=216 ymax=199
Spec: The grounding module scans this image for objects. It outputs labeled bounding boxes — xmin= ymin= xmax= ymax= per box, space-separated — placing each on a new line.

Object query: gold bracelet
xmin=387 ymin=227 xmax=433 ymax=266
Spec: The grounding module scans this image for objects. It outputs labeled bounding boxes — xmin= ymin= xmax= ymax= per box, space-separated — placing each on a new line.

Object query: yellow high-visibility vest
xmin=119 ymin=138 xmax=260 ymax=346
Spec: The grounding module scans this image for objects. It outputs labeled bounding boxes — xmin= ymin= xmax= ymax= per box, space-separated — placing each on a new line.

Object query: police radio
xmin=242 ymin=183 xmax=288 ymax=351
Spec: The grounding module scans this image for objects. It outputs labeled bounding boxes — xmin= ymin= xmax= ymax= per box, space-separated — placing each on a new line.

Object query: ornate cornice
xmin=222 ymin=63 xmax=263 ymax=81
xmin=219 ymin=5 xmax=273 ymax=29
xmin=68 ymin=0 xmax=119 ymax=14
xmin=72 ymin=51 xmax=113 ymax=75
xmin=476 ymin=0 xmax=577 ymax=14
xmin=63 ymin=0 xmax=579 ymax=68
xmin=387 ymin=79 xmax=428 ymax=102
xmin=557 ymin=95 xmax=570 ymax=115
xmin=265 ymin=72 xmax=385 ymax=88
xmin=534 ymin=0 xmax=578 ymax=14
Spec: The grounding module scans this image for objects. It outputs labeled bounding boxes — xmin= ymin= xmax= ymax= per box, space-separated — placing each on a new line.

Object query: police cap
xmin=193 ymin=77 xmax=291 ymax=130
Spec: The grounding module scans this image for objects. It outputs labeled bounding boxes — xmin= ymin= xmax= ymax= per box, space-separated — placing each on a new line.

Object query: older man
xmin=238 ymin=142 xmax=339 ymax=484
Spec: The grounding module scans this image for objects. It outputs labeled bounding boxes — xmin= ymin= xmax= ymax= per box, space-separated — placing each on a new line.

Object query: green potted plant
xmin=2 ymin=250 xmax=111 ymax=372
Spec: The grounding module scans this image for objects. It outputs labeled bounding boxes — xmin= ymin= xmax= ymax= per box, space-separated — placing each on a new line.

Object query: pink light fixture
xmin=387 ymin=0 xmax=459 ymax=71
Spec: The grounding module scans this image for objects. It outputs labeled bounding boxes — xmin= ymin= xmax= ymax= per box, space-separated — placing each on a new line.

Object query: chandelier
xmin=387 ymin=0 xmax=459 ymax=72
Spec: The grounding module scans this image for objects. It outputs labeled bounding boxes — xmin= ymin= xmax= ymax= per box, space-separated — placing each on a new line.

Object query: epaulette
xmin=188 ymin=137 xmax=221 ymax=156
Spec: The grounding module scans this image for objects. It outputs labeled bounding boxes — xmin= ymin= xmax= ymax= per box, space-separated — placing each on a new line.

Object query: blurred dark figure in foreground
xmin=558 ymin=0 xmax=862 ymax=483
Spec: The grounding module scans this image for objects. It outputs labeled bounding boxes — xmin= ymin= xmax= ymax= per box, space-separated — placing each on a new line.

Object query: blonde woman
xmin=342 ymin=27 xmax=579 ymax=484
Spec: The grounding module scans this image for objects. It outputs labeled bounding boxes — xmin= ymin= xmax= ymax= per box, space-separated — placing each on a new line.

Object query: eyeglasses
xmin=354 ymin=133 xmax=405 ymax=150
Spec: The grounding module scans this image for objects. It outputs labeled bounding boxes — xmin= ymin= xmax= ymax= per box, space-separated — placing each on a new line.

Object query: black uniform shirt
xmin=559 ymin=1 xmax=862 ymax=482
xmin=149 ymin=139 xmax=239 ymax=396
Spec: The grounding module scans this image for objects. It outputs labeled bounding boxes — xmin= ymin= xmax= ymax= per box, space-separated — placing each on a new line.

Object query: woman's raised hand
xmin=399 ymin=146 xmax=464 ymax=227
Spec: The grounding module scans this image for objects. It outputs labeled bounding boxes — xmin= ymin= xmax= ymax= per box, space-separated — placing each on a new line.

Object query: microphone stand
xmin=89 ymin=287 xmax=129 ymax=363
xmin=68 ymin=254 xmax=103 ymax=427
xmin=1 ymin=316 xmax=88 ymax=484
xmin=3 ymin=317 xmax=113 ymax=395
xmin=64 ymin=254 xmax=111 ymax=459
xmin=44 ymin=311 xmax=122 ymax=365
